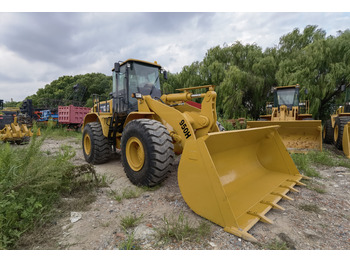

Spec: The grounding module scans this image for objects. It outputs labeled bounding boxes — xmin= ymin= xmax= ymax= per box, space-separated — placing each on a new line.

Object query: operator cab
xmin=273 ymin=85 xmax=300 ymax=109
xmin=112 ymin=59 xmax=166 ymax=114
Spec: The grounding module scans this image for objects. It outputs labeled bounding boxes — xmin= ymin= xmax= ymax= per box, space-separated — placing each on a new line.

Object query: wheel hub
xmin=84 ymin=133 xmax=91 ymax=155
xmin=334 ymin=125 xmax=339 ymax=142
xmin=126 ymin=137 xmax=145 ymax=171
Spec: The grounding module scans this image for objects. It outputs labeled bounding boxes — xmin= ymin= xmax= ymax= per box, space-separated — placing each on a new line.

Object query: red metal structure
xmin=58 ymin=105 xmax=90 ymax=128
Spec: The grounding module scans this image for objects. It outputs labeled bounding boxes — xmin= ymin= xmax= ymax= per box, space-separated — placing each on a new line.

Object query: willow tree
xmin=276 ymin=26 xmax=350 ymax=120
xmin=199 ymin=42 xmax=277 ymax=119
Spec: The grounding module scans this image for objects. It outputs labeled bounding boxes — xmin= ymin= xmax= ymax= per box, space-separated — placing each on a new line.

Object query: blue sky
xmin=1 ymin=1 xmax=350 ymax=102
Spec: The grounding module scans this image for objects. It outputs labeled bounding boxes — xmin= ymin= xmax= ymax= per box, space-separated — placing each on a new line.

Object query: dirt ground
xmin=35 ymin=138 xmax=350 ymax=250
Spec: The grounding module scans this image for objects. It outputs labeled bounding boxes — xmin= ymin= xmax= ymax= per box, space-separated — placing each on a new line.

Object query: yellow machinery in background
xmin=81 ymin=59 xmax=307 ymax=241
xmin=323 ymin=84 xmax=350 ymax=158
xmin=247 ymin=84 xmax=322 ymax=152
xmin=0 ymin=116 xmax=40 ymax=144
xmin=0 ymin=100 xmax=40 ymax=144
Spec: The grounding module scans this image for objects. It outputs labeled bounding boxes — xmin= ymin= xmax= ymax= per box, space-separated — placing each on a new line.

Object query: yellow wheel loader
xmin=323 ymin=85 xmax=350 ymax=158
xmin=81 ymin=59 xmax=307 ymax=242
xmin=0 ymin=99 xmax=40 ymax=144
xmin=0 ymin=116 xmax=39 ymax=144
xmin=247 ymin=85 xmax=322 ymax=152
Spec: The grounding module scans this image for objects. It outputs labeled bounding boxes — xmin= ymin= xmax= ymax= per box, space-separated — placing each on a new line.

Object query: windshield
xmin=276 ymin=88 xmax=299 ymax=107
xmin=129 ymin=62 xmax=161 ymax=94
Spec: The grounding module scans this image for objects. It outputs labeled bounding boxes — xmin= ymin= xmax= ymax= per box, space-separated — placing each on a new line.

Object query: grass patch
xmin=109 ymin=187 xmax=142 ymax=202
xmin=0 ymin=133 xmax=102 ymax=250
xmin=118 ymin=233 xmax=141 ymax=250
xmin=109 ymin=185 xmax=157 ymax=203
xmin=217 ymin=117 xmax=247 ymax=130
xmin=154 ymin=212 xmax=211 ymax=244
xmin=299 ymin=204 xmax=321 ymax=213
xmin=40 ymin=124 xmax=82 ymax=141
xmin=304 ymin=180 xmax=326 ymax=194
xmin=120 ymin=214 xmax=144 ymax=230
xmin=291 ymin=149 xmax=350 ymax=178
xmin=290 ymin=153 xmax=321 ymax=178
xmin=262 ymin=239 xmax=290 ymax=250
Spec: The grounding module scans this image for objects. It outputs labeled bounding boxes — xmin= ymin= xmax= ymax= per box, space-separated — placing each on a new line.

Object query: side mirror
xmin=114 ymin=63 xmax=120 ymax=73
xmin=163 ymin=70 xmax=168 ymax=80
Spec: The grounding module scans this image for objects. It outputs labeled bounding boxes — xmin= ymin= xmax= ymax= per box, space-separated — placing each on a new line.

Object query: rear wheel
xmin=334 ymin=117 xmax=350 ymax=150
xmin=121 ymin=119 xmax=174 ymax=187
xmin=323 ymin=119 xmax=334 ymax=144
xmin=82 ymin=122 xmax=112 ymax=164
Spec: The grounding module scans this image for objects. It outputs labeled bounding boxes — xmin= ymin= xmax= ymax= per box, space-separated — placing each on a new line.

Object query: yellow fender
xmin=342 ymin=123 xmax=350 ymax=158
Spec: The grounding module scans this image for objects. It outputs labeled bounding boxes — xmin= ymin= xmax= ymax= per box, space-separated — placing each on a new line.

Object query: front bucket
xmin=342 ymin=123 xmax=350 ymax=158
xmin=178 ymin=126 xmax=305 ymax=242
xmin=247 ymin=120 xmax=322 ymax=152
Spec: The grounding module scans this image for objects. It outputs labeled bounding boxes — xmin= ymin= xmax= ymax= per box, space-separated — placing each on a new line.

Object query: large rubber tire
xmin=82 ymin=122 xmax=112 ymax=164
xmin=334 ymin=116 xmax=350 ymax=150
xmin=121 ymin=119 xmax=174 ymax=187
xmin=323 ymin=119 xmax=334 ymax=144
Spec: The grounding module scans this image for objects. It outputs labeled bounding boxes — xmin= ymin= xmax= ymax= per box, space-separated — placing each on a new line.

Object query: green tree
xmin=276 ymin=26 xmax=350 ymax=120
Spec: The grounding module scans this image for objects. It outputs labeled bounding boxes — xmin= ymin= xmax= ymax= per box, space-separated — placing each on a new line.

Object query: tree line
xmin=10 ymin=25 xmax=350 ymax=122
xmin=163 ymin=25 xmax=350 ymax=121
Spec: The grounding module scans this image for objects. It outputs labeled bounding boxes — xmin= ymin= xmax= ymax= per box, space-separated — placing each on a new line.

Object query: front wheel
xmin=323 ymin=119 xmax=334 ymax=144
xmin=82 ymin=122 xmax=112 ymax=164
xmin=121 ymin=119 xmax=174 ymax=187
xmin=334 ymin=116 xmax=350 ymax=150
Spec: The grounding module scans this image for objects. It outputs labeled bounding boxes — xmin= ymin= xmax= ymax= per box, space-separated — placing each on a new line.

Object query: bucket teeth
xmin=300 ymin=174 xmax=311 ymax=180
xmin=280 ymin=185 xmax=299 ymax=193
xmin=247 ymin=211 xmax=273 ymax=224
xmin=224 ymin=227 xmax=258 ymax=242
xmin=271 ymin=192 xmax=294 ymax=201
xmin=287 ymin=179 xmax=306 ymax=186
xmin=260 ymin=200 xmax=285 ymax=211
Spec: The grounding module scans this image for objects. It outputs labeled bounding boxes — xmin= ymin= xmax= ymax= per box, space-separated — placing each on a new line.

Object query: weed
xmin=299 ymin=204 xmax=321 ymax=213
xmin=305 ymin=180 xmax=326 ymax=194
xmin=154 ymin=212 xmax=211 ymax=244
xmin=307 ymin=150 xmax=337 ymax=167
xmin=100 ymin=222 xmax=110 ymax=228
xmin=292 ymin=149 xmax=350 ymax=179
xmin=0 ymin=135 xmax=99 ymax=249
xmin=290 ymin=153 xmax=320 ymax=178
xmin=99 ymin=174 xmax=113 ymax=187
xmin=120 ymin=214 xmax=144 ymax=230
xmin=110 ymin=188 xmax=142 ymax=202
xmin=217 ymin=117 xmax=247 ymax=130
xmin=262 ymin=239 xmax=290 ymax=250
xmin=0 ymin=136 xmax=72 ymax=249
xmin=40 ymin=125 xmax=82 ymax=141
xmin=118 ymin=233 xmax=141 ymax=250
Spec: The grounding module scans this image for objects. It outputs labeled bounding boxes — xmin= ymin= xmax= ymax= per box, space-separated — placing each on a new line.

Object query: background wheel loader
xmin=246 ymin=84 xmax=322 ymax=152
xmin=323 ymin=84 xmax=350 ymax=158
xmin=81 ymin=59 xmax=307 ymax=242
xmin=0 ymin=99 xmax=39 ymax=144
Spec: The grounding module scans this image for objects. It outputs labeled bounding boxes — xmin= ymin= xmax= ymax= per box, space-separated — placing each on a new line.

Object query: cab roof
xmin=274 ymin=84 xmax=300 ymax=90
xmin=112 ymin=59 xmax=162 ymax=71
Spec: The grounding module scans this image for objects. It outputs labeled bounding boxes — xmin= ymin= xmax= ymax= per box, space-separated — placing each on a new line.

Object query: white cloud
xmin=0 ymin=12 xmax=350 ymax=102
